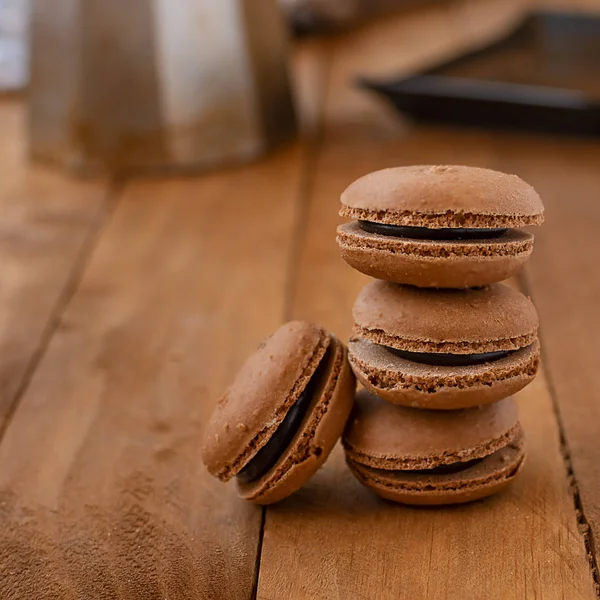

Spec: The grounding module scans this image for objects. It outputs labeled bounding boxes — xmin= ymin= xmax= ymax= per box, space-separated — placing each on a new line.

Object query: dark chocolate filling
xmin=236 ymin=346 xmax=330 ymax=483
xmin=410 ymin=458 xmax=482 ymax=475
xmin=387 ymin=347 xmax=511 ymax=367
xmin=358 ymin=220 xmax=507 ymax=241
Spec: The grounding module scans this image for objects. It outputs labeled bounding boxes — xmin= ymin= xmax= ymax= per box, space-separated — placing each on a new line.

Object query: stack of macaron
xmin=337 ymin=165 xmax=544 ymax=504
xmin=201 ymin=164 xmax=543 ymax=507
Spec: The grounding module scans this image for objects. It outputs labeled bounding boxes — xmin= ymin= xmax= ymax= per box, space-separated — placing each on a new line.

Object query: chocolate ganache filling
xmin=358 ymin=220 xmax=507 ymax=241
xmin=237 ymin=346 xmax=331 ymax=483
xmin=387 ymin=347 xmax=511 ymax=367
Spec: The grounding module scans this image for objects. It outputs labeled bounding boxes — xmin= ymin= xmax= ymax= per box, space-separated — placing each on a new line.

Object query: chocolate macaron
xmin=344 ymin=390 xmax=524 ymax=505
xmin=337 ymin=165 xmax=544 ymax=288
xmin=349 ymin=280 xmax=539 ymax=409
xmin=202 ymin=321 xmax=356 ymax=504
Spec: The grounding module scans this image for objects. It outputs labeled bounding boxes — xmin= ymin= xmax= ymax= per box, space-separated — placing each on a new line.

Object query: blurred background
xmin=2 ymin=0 xmax=598 ymax=174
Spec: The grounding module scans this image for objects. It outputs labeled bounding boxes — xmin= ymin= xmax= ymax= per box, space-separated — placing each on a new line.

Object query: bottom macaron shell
xmin=347 ymin=433 xmax=525 ymax=506
xmin=349 ymin=338 xmax=539 ymax=409
xmin=337 ymin=223 xmax=533 ymax=288
xmin=237 ymin=335 xmax=356 ymax=505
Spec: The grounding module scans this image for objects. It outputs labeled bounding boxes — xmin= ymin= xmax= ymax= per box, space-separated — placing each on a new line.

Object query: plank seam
xmin=251 ymin=507 xmax=266 ymax=600
xmin=254 ymin=44 xmax=333 ymax=598
xmin=0 ymin=178 xmax=123 ymax=444
xmin=282 ymin=48 xmax=333 ymax=323
xmin=520 ymin=270 xmax=600 ymax=597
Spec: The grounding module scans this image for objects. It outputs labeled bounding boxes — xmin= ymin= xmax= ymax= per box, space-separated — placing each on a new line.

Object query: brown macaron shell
xmin=340 ymin=165 xmax=544 ymax=228
xmin=343 ymin=391 xmax=521 ymax=471
xmin=347 ymin=432 xmax=524 ymax=505
xmin=238 ymin=335 xmax=355 ymax=504
xmin=338 ymin=165 xmax=543 ymax=287
xmin=202 ymin=321 xmax=329 ymax=481
xmin=343 ymin=390 xmax=524 ymax=505
xmin=201 ymin=320 xmax=356 ymax=505
xmin=353 ymin=281 xmax=539 ymax=354
xmin=337 ymin=222 xmax=533 ymax=288
xmin=350 ymin=282 xmax=539 ymax=409
xmin=349 ymin=338 xmax=539 ymax=409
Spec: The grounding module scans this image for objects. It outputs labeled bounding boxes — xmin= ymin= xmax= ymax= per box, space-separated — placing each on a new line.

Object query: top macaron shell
xmin=337 ymin=165 xmax=544 ymax=288
xmin=340 ymin=165 xmax=544 ymax=228
xmin=353 ymin=280 xmax=539 ymax=354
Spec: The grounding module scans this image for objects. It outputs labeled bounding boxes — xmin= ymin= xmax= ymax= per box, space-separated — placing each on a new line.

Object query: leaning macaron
xmin=343 ymin=390 xmax=525 ymax=505
xmin=202 ymin=321 xmax=356 ymax=505
xmin=337 ymin=165 xmax=544 ymax=288
xmin=349 ymin=280 xmax=539 ymax=409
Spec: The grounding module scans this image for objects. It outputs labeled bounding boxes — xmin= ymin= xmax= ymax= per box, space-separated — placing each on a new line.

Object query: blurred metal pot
xmin=0 ymin=0 xmax=29 ymax=91
xmin=28 ymin=0 xmax=296 ymax=174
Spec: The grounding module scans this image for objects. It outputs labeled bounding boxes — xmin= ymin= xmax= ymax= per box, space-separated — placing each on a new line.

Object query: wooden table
xmin=1 ymin=1 xmax=600 ymax=598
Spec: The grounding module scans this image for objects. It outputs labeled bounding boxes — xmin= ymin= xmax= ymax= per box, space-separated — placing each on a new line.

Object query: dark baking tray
xmin=359 ymin=11 xmax=600 ymax=135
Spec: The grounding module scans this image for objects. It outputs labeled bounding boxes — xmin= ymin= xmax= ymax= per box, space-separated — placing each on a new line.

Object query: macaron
xmin=337 ymin=165 xmax=544 ymax=288
xmin=349 ymin=280 xmax=539 ymax=409
xmin=202 ymin=321 xmax=356 ymax=505
xmin=343 ymin=390 xmax=525 ymax=505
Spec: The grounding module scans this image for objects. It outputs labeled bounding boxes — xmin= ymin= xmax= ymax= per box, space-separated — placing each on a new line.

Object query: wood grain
xmin=257 ymin=2 xmax=598 ymax=598
xmin=0 ymin=146 xmax=307 ymax=599
xmin=0 ymin=99 xmax=106 ymax=430
xmin=492 ymin=134 xmax=600 ymax=578
xmin=0 ymin=41 xmax=327 ymax=599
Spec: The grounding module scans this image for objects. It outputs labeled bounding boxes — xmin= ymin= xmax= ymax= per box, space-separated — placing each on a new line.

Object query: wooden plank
xmin=490 ymin=0 xmax=600 ymax=576
xmin=0 ymin=43 xmax=326 ymax=597
xmin=0 ymin=148 xmax=304 ymax=599
xmin=491 ymin=133 xmax=600 ymax=581
xmin=0 ymin=99 xmax=107 ymax=430
xmin=256 ymin=3 xmax=598 ymax=598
